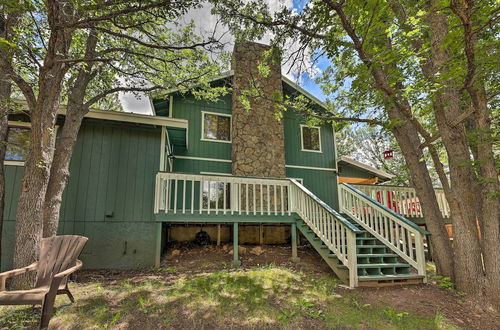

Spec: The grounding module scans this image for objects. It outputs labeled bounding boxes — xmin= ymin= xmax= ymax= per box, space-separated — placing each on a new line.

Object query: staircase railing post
xmin=415 ymin=232 xmax=427 ymax=282
xmin=347 ymin=230 xmax=358 ymax=287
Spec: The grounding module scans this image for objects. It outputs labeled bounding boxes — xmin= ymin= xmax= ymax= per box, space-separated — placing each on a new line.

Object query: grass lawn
xmin=0 ymin=245 xmax=496 ymax=329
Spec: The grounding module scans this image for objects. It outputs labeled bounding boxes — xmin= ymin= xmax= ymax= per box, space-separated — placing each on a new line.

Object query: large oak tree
xmin=214 ymin=0 xmax=499 ymax=309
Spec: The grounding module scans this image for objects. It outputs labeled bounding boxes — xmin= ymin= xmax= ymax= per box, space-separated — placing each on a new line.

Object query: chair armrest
xmin=0 ymin=262 xmax=38 ymax=291
xmin=48 ymin=260 xmax=83 ymax=295
xmin=54 ymin=260 xmax=83 ymax=280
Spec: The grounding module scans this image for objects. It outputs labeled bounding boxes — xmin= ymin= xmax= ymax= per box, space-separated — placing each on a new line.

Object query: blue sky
xmin=291 ymin=0 xmax=329 ymax=102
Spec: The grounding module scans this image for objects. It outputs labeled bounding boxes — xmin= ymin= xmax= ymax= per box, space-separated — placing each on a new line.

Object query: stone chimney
xmin=231 ymin=42 xmax=286 ymax=178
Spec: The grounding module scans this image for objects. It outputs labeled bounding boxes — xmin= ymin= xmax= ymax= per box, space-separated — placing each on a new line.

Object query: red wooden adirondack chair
xmin=0 ymin=235 xmax=88 ymax=329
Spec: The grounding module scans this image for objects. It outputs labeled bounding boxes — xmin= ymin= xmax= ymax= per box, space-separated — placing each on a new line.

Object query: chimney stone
xmin=231 ymin=42 xmax=286 ymax=178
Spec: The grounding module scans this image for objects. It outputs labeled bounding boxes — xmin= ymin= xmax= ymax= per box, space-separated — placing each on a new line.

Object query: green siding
xmin=283 ymin=110 xmax=336 ymax=169
xmin=172 ymin=158 xmax=231 ymax=174
xmin=171 ymin=94 xmax=232 ymax=160
xmin=338 ymin=162 xmax=375 ymax=179
xmin=286 ymin=168 xmax=339 ymax=210
xmin=1 ymin=119 xmax=162 ymax=271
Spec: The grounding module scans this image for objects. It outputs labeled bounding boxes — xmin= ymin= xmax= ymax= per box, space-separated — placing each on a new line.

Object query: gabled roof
xmin=163 ymin=70 xmax=328 ymax=111
xmin=338 ymin=156 xmax=395 ymax=180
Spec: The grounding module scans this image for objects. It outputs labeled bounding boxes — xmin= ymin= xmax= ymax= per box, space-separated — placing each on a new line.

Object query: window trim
xmin=200 ymin=111 xmax=232 ymax=143
xmin=300 ymin=124 xmax=322 ymax=153
xmin=5 ymin=121 xmax=31 ymax=166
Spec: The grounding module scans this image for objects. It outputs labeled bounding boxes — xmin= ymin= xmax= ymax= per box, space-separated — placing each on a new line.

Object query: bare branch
xmin=95 ymin=27 xmax=217 ymax=51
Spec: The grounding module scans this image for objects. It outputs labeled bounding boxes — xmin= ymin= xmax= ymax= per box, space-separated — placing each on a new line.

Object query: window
xmin=5 ymin=124 xmax=31 ymax=165
xmin=202 ymin=111 xmax=231 ymax=142
xmin=301 ymin=125 xmax=321 ymax=152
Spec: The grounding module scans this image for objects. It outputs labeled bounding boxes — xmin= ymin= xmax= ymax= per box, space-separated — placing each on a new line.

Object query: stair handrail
xmin=339 ymin=183 xmax=427 ymax=279
xmin=289 ymin=179 xmax=360 ymax=287
xmin=341 ymin=183 xmax=429 ymax=234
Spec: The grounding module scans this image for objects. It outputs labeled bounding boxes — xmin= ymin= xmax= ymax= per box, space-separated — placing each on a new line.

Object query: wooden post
xmin=217 ymin=224 xmax=221 ymax=246
xmin=232 ymin=223 xmax=241 ymax=266
xmin=155 ymin=222 xmax=162 ymax=268
xmin=291 ymin=223 xmax=300 ymax=262
xmin=259 ymin=224 xmax=264 ymax=245
xmin=347 ymin=230 xmax=358 ymax=288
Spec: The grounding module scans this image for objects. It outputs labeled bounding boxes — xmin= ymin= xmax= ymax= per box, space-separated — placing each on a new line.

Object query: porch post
xmin=291 ymin=222 xmax=300 ymax=262
xmin=232 ymin=222 xmax=241 ymax=266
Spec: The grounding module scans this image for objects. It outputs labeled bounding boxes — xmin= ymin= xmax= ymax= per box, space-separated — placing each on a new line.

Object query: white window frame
xmin=200 ymin=111 xmax=232 ymax=143
xmin=5 ymin=121 xmax=31 ymax=166
xmin=300 ymin=124 xmax=322 ymax=153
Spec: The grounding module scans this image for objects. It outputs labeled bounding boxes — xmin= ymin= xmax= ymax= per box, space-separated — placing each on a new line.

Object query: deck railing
xmin=289 ymin=179 xmax=362 ymax=287
xmin=339 ymin=183 xmax=428 ymax=278
xmin=154 ymin=172 xmax=293 ymax=216
xmin=351 ymin=183 xmax=450 ymax=218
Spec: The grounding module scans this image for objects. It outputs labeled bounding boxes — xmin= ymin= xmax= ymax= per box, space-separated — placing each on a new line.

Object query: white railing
xmin=155 ymin=172 xmax=292 ymax=216
xmin=339 ymin=183 xmax=427 ymax=279
xmin=289 ymin=180 xmax=361 ymax=287
xmin=351 ymin=184 xmax=450 ymax=218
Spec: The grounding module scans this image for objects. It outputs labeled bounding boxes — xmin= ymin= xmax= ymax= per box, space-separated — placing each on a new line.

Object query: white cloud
xmin=120 ymin=0 xmax=318 ymax=114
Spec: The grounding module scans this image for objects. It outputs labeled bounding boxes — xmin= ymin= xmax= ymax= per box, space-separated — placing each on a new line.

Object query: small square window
xmin=6 ymin=126 xmax=30 ymax=162
xmin=301 ymin=125 xmax=321 ymax=152
xmin=202 ymin=112 xmax=231 ymax=142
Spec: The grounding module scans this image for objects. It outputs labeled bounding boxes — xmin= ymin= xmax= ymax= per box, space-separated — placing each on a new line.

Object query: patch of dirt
xmin=77 ymin=243 xmax=499 ymax=329
xmin=347 ymin=284 xmax=499 ymax=330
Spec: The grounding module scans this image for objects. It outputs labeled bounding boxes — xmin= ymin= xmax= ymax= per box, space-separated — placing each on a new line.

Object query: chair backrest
xmin=35 ymin=235 xmax=88 ymax=288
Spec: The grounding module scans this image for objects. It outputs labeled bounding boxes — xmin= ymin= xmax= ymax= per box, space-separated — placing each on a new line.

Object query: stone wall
xmin=231 ymin=42 xmax=286 ymax=178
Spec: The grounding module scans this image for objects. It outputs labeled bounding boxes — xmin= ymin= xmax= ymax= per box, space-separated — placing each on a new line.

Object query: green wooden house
xmin=2 ymin=43 xmax=440 ymax=287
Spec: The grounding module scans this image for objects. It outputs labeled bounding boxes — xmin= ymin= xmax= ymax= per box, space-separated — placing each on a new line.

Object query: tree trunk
xmin=12 ymin=1 xmax=74 ymax=288
xmin=43 ymin=108 xmax=85 ymax=237
xmin=43 ymin=31 xmax=98 ymax=237
xmin=323 ymin=1 xmax=455 ymax=277
xmin=425 ymin=1 xmax=486 ymax=301
xmin=388 ymin=110 xmax=455 ymax=278
xmin=449 ymin=0 xmax=500 ymax=309
xmin=0 ymin=77 xmax=10 ymax=269
xmin=473 ymin=90 xmax=500 ymax=310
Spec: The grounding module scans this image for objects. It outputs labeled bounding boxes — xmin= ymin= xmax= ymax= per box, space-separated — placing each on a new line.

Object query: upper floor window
xmin=5 ymin=122 xmax=31 ymax=165
xmin=301 ymin=125 xmax=321 ymax=152
xmin=201 ymin=111 xmax=231 ymax=143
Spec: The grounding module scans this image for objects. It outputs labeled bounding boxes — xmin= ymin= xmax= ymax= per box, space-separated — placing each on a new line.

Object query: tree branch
xmin=64 ymin=1 xmax=174 ymax=28
xmin=84 ymin=85 xmax=163 ymax=108
xmin=0 ymin=56 xmax=36 ymax=110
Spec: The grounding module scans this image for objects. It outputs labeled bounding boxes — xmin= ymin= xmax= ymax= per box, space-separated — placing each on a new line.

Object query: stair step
xmin=356 ymin=245 xmax=387 ymax=250
xmin=357 ymin=253 xmax=397 ymax=257
xmin=356 ymin=237 xmax=377 ymax=241
xmin=357 ymin=263 xmax=410 ymax=268
xmin=358 ymin=274 xmax=424 ymax=281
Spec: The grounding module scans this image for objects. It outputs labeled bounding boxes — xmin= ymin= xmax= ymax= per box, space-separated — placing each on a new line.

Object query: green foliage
xmin=4 ymin=0 xmax=230 ymax=112
xmin=213 ymin=0 xmax=498 ymax=192
xmin=431 ymin=275 xmax=455 ymax=291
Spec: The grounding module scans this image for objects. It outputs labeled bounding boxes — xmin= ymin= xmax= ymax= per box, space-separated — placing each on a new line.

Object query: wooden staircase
xmin=296 ymin=216 xmax=425 ymax=287
xmin=290 ymin=180 xmax=428 ymax=287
